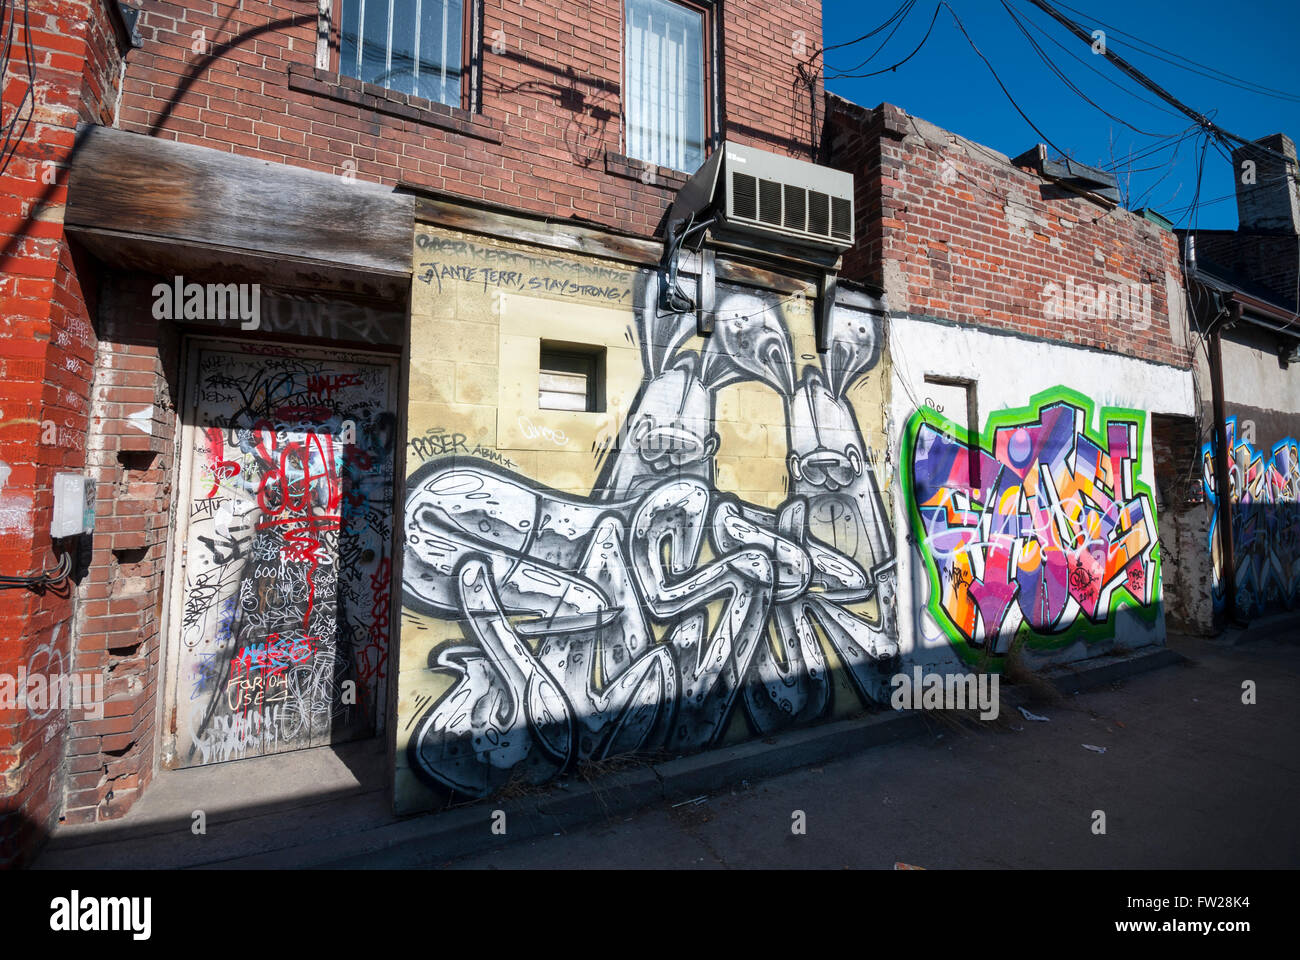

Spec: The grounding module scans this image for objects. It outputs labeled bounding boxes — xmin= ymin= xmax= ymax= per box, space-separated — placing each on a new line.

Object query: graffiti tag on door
xmin=176 ymin=350 xmax=396 ymax=766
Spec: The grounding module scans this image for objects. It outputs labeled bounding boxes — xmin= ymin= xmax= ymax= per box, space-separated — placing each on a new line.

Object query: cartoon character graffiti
xmin=1202 ymin=417 xmax=1300 ymax=615
xmin=402 ymin=281 xmax=899 ymax=798
xmin=905 ymin=389 xmax=1158 ymax=659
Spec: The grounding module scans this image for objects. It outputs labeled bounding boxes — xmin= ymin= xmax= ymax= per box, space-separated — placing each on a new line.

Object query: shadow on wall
xmin=1203 ymin=418 xmax=1300 ymax=618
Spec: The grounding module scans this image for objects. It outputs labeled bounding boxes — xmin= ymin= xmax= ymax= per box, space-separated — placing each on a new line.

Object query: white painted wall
xmin=1220 ymin=336 xmax=1300 ymax=415
xmin=886 ymin=317 xmax=1196 ymax=670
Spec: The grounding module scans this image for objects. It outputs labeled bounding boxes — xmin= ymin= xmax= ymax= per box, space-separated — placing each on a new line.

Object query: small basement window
xmin=539 ymin=343 xmax=605 ymax=413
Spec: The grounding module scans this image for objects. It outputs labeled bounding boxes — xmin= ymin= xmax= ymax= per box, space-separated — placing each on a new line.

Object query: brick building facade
xmin=2 ymin=0 xmax=1258 ymax=868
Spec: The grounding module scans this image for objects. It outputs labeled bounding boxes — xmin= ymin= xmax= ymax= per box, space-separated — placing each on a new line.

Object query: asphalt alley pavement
xmin=431 ymin=631 xmax=1300 ymax=869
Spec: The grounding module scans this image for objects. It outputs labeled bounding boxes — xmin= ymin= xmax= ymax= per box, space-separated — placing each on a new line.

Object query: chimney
xmin=1232 ymin=133 xmax=1300 ymax=234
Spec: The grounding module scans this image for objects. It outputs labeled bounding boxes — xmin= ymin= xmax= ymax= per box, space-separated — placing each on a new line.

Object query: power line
xmin=1053 ymin=0 xmax=1300 ymax=104
xmin=824 ymin=0 xmax=919 ymax=76
xmin=811 ymin=1 xmax=915 ymax=61
xmin=1000 ymin=0 xmax=1178 ymax=139
xmin=823 ymin=3 xmax=943 ymax=80
xmin=1100 ymin=124 xmax=1199 ymax=171
xmin=1010 ymin=0 xmax=1186 ymax=121
xmin=939 ymin=2 xmax=1071 ymax=160
xmin=1025 ymin=0 xmax=1299 ymax=168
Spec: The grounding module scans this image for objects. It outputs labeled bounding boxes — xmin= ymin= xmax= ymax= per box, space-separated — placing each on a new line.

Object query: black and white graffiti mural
xmin=402 ymin=278 xmax=897 ymax=798
xmin=174 ymin=348 xmax=397 ymax=767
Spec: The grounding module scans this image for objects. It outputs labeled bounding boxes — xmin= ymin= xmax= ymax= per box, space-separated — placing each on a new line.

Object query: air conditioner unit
xmin=668 ymin=142 xmax=855 ymax=253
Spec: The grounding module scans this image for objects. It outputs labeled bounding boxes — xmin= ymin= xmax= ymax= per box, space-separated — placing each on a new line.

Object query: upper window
xmin=338 ymin=0 xmax=465 ymax=108
xmin=624 ymin=0 xmax=708 ymax=174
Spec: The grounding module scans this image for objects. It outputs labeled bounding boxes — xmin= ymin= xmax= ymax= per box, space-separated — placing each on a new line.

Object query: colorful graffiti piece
xmin=905 ymin=389 xmax=1158 ymax=658
xmin=1202 ymin=418 xmax=1300 ymax=615
xmin=402 ymin=277 xmax=899 ymax=799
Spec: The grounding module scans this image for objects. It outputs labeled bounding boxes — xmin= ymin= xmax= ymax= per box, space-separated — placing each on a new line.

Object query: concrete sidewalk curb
xmin=205 ymin=644 xmax=1182 ymax=869
xmin=1043 ymin=647 xmax=1186 ymax=694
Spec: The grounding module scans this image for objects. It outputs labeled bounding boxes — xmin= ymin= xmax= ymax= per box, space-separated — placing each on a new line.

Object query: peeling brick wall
xmin=1151 ymin=413 xmax=1215 ymax=635
xmin=0 ymin=0 xmax=126 ymax=866
xmin=63 ymin=277 xmax=180 ymax=825
xmin=116 ymin=0 xmax=823 ymax=238
xmin=825 ymin=95 xmax=1192 ymax=370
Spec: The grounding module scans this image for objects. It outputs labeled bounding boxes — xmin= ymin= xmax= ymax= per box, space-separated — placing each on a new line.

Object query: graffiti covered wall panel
xmin=172 ymin=347 xmax=397 ymax=767
xmin=889 ymin=317 xmax=1195 ymax=670
xmin=396 ymin=227 xmax=897 ymax=810
xmin=904 ymin=389 xmax=1158 ymax=662
xmin=1202 ymin=415 xmax=1300 ymax=616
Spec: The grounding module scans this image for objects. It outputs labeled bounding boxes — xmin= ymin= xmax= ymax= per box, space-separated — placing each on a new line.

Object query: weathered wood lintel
xmin=68 ymin=226 xmax=411 ymax=305
xmin=66 ymin=123 xmax=414 ymax=300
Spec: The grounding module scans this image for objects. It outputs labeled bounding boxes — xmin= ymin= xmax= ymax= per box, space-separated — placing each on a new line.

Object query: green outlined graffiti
xmin=902 ymin=386 xmax=1160 ymax=665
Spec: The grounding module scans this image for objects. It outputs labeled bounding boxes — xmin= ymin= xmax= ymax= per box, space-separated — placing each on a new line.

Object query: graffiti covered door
xmin=170 ymin=343 xmax=398 ymax=768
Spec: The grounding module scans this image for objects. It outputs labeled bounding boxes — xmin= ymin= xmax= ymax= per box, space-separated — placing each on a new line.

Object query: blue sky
xmin=820 ymin=0 xmax=1300 ymax=229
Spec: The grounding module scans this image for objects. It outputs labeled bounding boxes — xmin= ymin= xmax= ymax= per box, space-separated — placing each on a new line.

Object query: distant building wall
xmin=825 ymin=94 xmax=1197 ymax=664
xmin=825 ymin=95 xmax=1192 ymax=369
xmin=1197 ymin=327 xmax=1300 ymax=619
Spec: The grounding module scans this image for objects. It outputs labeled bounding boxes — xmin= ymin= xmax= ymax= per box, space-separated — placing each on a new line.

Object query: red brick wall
xmin=117 ymin=0 xmax=823 ymax=237
xmin=826 ymin=95 xmax=1191 ymax=369
xmin=62 ymin=280 xmax=179 ymax=826
xmin=0 ymin=0 xmax=125 ymax=865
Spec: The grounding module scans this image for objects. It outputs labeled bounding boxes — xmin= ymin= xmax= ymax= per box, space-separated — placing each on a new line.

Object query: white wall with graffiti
xmin=888 ymin=317 xmax=1196 ymax=673
xmin=396 ymin=226 xmax=900 ymax=810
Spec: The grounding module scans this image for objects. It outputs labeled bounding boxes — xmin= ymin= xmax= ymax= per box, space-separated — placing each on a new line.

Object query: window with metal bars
xmin=338 ymin=0 xmax=466 ymax=108
xmin=624 ymin=0 xmax=709 ymax=174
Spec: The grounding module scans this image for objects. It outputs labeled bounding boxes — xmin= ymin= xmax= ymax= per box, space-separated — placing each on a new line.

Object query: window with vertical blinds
xmin=625 ymin=0 xmax=706 ymax=174
xmin=339 ymin=0 xmax=464 ymax=108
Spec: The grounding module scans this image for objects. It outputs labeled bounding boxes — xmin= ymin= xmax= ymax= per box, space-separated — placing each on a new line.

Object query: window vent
xmin=807 ymin=191 xmax=830 ymax=237
xmin=783 ymin=184 xmax=806 ymax=232
xmin=732 ymin=172 xmax=757 ymax=221
xmin=758 ymin=178 xmax=782 ymax=226
xmin=831 ymin=196 xmax=852 ymax=240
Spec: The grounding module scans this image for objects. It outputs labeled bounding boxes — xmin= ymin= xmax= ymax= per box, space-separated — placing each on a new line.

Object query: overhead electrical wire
xmin=938 ymin=2 xmax=1072 ymax=161
xmin=822 ymin=3 xmax=943 ymax=80
xmin=811 ymin=0 xmax=916 ymax=60
xmin=822 ymin=0 xmax=919 ymax=75
xmin=1009 ymin=0 xmax=1187 ymax=121
xmin=1024 ymin=0 xmax=1298 ymax=169
xmin=1053 ymin=0 xmax=1300 ymax=104
xmin=1000 ymin=0 xmax=1178 ymax=139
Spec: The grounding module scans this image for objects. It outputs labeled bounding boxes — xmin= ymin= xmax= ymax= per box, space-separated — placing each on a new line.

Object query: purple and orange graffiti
xmin=907 ymin=392 xmax=1157 ymax=655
